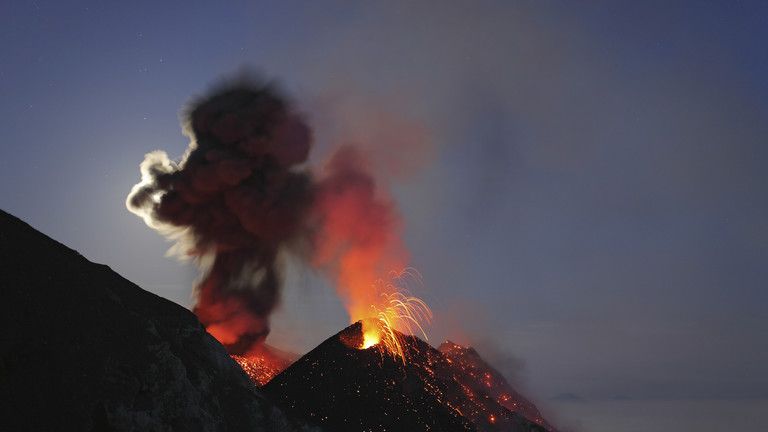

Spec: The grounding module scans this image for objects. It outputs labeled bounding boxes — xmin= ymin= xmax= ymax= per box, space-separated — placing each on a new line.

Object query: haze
xmin=1 ymin=2 xmax=766 ymax=431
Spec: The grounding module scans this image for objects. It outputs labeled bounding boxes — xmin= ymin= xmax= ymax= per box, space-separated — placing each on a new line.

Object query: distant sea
xmin=545 ymin=399 xmax=768 ymax=432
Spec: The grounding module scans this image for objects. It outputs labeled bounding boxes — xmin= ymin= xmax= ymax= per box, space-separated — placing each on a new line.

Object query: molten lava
xmin=361 ymin=325 xmax=381 ymax=349
xmin=229 ymin=345 xmax=296 ymax=386
xmin=351 ymin=270 xmax=433 ymax=363
xmin=439 ymin=341 xmax=558 ymax=431
xmin=231 ymin=354 xmax=284 ymax=386
xmin=264 ymin=321 xmax=554 ymax=432
xmin=310 ymin=148 xmax=434 ymax=361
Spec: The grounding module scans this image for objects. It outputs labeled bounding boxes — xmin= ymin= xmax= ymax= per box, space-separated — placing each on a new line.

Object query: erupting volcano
xmin=122 ymin=75 xmax=558 ymax=431
xmin=125 ymin=77 xmax=429 ymax=359
xmin=349 ymin=269 xmax=433 ymax=362
xmin=231 ymin=269 xmax=435 ymax=388
xmin=263 ymin=321 xmax=551 ymax=432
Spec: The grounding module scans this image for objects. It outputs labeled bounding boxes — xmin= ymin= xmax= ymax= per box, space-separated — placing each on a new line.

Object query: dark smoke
xmin=127 ymin=79 xmax=313 ymax=353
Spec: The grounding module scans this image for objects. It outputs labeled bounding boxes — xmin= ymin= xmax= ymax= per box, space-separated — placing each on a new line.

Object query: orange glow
xmin=361 ymin=324 xmax=381 ymax=348
xmin=231 ymin=348 xmax=293 ymax=386
xmin=352 ymin=270 xmax=433 ymax=363
xmin=231 ymin=354 xmax=283 ymax=386
xmin=311 ymin=148 xmax=432 ymax=362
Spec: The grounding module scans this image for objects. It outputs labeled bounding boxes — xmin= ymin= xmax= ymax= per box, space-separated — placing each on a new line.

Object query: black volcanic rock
xmin=439 ymin=342 xmax=556 ymax=431
xmin=0 ymin=210 xmax=314 ymax=432
xmin=264 ymin=321 xmax=546 ymax=432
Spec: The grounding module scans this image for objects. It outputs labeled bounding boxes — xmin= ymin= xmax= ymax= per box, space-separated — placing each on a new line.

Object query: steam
xmin=127 ymin=77 xmax=410 ymax=354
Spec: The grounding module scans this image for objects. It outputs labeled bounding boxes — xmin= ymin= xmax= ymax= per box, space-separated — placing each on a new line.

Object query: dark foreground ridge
xmin=264 ymin=322 xmax=548 ymax=432
xmin=0 ymin=209 xmax=313 ymax=432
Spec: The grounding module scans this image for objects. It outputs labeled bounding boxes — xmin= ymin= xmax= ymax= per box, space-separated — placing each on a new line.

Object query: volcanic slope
xmin=439 ymin=342 xmax=557 ymax=431
xmin=264 ymin=321 xmax=548 ymax=432
xmin=0 ymin=209 xmax=313 ymax=432
xmin=232 ymin=344 xmax=298 ymax=386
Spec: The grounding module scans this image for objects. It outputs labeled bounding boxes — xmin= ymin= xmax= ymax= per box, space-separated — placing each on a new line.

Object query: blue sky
xmin=2 ymin=2 xmax=767 ymax=430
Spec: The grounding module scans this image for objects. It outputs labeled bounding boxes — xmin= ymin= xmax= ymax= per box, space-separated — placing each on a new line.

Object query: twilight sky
xmin=2 ymin=2 xmax=767 ymax=431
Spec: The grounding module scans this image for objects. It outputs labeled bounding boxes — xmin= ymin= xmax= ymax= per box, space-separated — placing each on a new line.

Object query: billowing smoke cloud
xmin=127 ymin=78 xmax=409 ymax=354
xmin=127 ymin=79 xmax=314 ymax=353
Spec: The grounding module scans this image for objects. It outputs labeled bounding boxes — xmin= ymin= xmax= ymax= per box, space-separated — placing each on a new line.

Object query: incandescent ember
xmin=230 ymin=344 xmax=296 ymax=386
xmin=439 ymin=341 xmax=558 ymax=431
xmin=261 ymin=321 xmax=551 ymax=432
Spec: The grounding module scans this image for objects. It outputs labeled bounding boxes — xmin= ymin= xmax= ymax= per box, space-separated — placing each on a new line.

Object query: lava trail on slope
xmin=439 ymin=342 xmax=557 ymax=432
xmin=262 ymin=321 xmax=548 ymax=432
xmin=231 ymin=344 xmax=297 ymax=386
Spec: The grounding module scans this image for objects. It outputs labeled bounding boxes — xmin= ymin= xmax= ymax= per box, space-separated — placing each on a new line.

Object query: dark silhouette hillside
xmin=0 ymin=209 xmax=312 ymax=432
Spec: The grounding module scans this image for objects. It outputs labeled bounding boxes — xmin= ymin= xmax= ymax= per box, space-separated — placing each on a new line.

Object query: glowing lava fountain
xmin=356 ymin=268 xmax=433 ymax=363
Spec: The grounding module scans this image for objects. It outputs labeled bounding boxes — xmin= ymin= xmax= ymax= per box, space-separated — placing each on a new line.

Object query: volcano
xmin=439 ymin=342 xmax=556 ymax=432
xmin=0 ymin=206 xmax=557 ymax=431
xmin=263 ymin=322 xmax=549 ymax=432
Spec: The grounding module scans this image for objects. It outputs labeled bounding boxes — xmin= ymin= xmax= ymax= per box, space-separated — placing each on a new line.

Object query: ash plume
xmin=127 ymin=77 xmax=411 ymax=355
xmin=127 ymin=79 xmax=313 ymax=353
xmin=311 ymin=145 xmax=407 ymax=321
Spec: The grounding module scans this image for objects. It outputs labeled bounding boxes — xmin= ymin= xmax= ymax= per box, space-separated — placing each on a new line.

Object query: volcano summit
xmin=263 ymin=321 xmax=551 ymax=432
